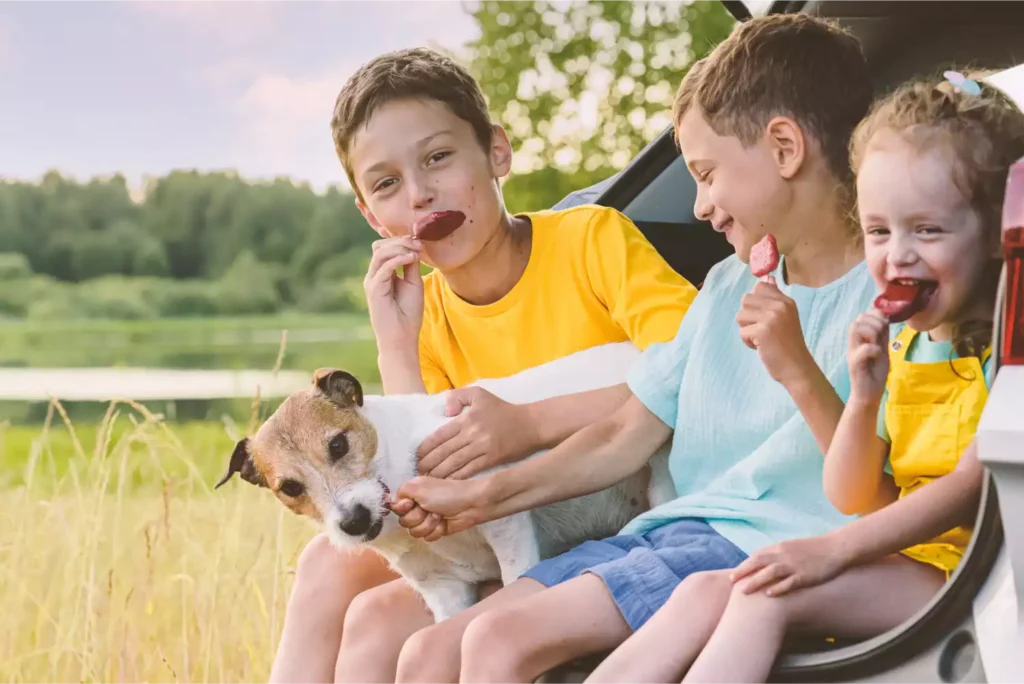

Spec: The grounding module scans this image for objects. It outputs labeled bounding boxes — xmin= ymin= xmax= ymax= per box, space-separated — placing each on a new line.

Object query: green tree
xmin=465 ymin=0 xmax=735 ymax=210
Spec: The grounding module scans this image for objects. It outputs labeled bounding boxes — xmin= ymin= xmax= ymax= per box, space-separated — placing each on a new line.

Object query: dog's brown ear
xmin=214 ymin=438 xmax=267 ymax=489
xmin=312 ymin=368 xmax=363 ymax=408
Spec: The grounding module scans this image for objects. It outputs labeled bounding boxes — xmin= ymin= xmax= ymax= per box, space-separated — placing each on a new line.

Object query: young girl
xmin=584 ymin=72 xmax=1024 ymax=684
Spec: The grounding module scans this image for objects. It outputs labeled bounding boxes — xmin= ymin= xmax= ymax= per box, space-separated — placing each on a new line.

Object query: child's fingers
xmin=408 ymin=513 xmax=444 ymax=539
xmin=765 ymin=574 xmax=800 ymax=597
xmin=367 ymin=253 xmax=416 ymax=291
xmin=850 ymin=344 xmax=884 ymax=369
xmin=738 ymin=323 xmax=762 ymax=350
xmin=740 ymin=563 xmax=790 ymax=594
xmin=390 ymin=498 xmax=415 ymax=515
xmin=423 ymin=520 xmax=448 ymax=542
xmin=429 ymin=443 xmax=481 ymax=480
xmin=397 ymin=503 xmax=430 ymax=529
xmin=421 ymin=430 xmax=473 ymax=477
xmin=730 ymin=557 xmax=764 ymax=583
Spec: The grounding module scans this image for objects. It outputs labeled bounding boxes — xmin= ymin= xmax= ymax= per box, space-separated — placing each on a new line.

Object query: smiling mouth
xmin=874 ymin=278 xmax=938 ymax=322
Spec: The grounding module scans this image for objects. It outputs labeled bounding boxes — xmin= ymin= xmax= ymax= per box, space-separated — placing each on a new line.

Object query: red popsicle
xmin=873 ymin=280 xmax=931 ymax=323
xmin=414 ymin=211 xmax=465 ymax=241
xmin=750 ymin=234 xmax=779 ymax=281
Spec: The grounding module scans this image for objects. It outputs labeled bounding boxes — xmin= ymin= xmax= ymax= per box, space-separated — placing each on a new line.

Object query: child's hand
xmin=730 ymin=533 xmax=850 ymax=597
xmin=737 ymin=277 xmax=815 ymax=388
xmin=417 ymin=388 xmax=536 ymax=479
xmin=392 ymin=476 xmax=489 ymax=538
xmin=847 ymin=310 xmax=890 ymax=403
xmin=364 ymin=236 xmax=424 ymax=350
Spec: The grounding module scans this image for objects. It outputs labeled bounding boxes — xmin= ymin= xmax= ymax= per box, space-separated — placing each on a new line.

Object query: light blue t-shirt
xmin=621 ymin=254 xmax=878 ymax=555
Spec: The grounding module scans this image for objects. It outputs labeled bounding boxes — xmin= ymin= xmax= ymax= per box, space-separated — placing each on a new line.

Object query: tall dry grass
xmin=1 ymin=350 xmax=319 ymax=682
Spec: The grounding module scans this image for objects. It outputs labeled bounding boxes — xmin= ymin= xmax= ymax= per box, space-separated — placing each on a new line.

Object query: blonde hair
xmin=851 ymin=71 xmax=1024 ymax=357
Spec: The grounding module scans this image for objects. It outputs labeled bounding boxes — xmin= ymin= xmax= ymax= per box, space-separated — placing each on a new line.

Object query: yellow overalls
xmin=885 ymin=325 xmax=991 ymax=575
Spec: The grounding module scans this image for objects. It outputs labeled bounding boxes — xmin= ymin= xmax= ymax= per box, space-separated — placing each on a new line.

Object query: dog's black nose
xmin=339 ymin=504 xmax=372 ymax=536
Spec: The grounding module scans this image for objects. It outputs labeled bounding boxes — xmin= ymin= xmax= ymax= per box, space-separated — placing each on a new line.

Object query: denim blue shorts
xmin=522 ymin=518 xmax=747 ymax=631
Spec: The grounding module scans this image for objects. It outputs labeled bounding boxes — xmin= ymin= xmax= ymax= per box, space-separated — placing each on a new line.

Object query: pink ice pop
xmin=750 ymin=234 xmax=779 ymax=281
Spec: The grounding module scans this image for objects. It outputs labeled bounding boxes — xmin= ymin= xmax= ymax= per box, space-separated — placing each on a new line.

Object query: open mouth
xmin=379 ymin=479 xmax=391 ymax=516
xmin=874 ymin=278 xmax=938 ymax=323
xmin=365 ymin=517 xmax=384 ymax=541
xmin=413 ymin=211 xmax=465 ymax=241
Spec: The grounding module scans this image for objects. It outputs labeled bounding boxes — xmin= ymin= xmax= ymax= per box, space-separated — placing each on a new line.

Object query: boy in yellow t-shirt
xmin=268 ymin=47 xmax=697 ymax=682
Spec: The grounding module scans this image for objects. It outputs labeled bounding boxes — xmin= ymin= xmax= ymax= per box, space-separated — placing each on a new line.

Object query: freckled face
xmin=350 ymin=97 xmax=513 ymax=271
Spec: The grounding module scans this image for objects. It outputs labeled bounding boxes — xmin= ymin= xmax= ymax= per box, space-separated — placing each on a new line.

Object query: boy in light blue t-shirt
xmin=388 ymin=14 xmax=879 ymax=683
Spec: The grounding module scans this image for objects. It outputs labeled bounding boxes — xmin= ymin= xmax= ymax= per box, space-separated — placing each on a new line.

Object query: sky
xmin=0 ymin=1 xmax=480 ymax=194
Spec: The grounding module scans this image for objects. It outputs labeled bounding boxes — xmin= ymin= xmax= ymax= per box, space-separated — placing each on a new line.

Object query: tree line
xmin=0 ymin=1 xmax=734 ymax=322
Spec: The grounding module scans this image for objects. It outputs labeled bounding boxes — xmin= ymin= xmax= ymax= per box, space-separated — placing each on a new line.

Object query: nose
xmin=888 ymin=232 xmax=918 ymax=269
xmin=339 ymin=504 xmax=372 ymax=536
xmin=408 ymin=171 xmax=436 ymax=211
xmin=693 ymin=186 xmax=713 ymax=222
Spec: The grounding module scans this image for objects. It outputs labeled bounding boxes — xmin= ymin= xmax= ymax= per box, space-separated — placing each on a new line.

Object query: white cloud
xmin=218 ymin=2 xmax=480 ymax=190
xmin=226 ymin=60 xmax=360 ymax=191
xmin=128 ymin=1 xmax=279 ymax=48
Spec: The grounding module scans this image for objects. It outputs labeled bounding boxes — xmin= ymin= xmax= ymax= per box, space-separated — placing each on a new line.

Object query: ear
xmin=214 ymin=438 xmax=267 ymax=489
xmin=488 ymin=124 xmax=513 ymax=179
xmin=312 ymin=368 xmax=364 ymax=408
xmin=764 ymin=116 xmax=806 ymax=180
xmin=356 ymin=199 xmax=390 ymax=237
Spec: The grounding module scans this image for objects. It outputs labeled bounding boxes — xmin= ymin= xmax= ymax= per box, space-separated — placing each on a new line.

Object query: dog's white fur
xmin=326 ymin=342 xmax=673 ymax=622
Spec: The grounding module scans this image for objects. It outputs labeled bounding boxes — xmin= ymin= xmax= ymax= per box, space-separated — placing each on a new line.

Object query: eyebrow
xmin=362 ymin=129 xmax=455 ymax=177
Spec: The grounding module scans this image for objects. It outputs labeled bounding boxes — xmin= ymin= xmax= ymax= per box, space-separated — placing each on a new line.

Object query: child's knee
xmin=670 ymin=570 xmax=733 ymax=607
xmin=461 ymin=607 xmax=529 ymax=666
xmin=294 ymin=534 xmax=341 ymax=582
xmin=396 ymin=623 xmax=460 ymax=683
xmin=344 ymin=582 xmax=408 ymax=636
xmin=724 ymin=582 xmax=791 ymax=622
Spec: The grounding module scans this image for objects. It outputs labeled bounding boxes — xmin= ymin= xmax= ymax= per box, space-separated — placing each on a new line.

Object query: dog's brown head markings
xmin=215 ymin=368 xmax=391 ymax=545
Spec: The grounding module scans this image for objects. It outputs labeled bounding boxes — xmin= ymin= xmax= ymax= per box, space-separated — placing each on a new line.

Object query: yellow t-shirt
xmin=418 ymin=205 xmax=698 ymax=393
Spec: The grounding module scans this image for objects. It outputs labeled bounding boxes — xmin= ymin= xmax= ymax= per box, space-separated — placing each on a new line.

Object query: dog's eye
xmin=279 ymin=479 xmax=306 ymax=498
xmin=328 ymin=432 xmax=349 ymax=462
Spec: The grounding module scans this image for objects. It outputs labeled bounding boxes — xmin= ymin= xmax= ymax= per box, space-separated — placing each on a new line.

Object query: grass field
xmin=0 ymin=403 xmax=317 ymax=682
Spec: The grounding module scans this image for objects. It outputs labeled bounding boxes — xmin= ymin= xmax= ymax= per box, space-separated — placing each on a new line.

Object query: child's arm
xmin=394 ymin=394 xmax=672 ymax=536
xmin=823 ymin=311 xmax=893 ymax=514
xmin=736 ymin=278 xmax=845 ymax=455
xmin=416 ymin=383 xmax=632 ymax=479
xmin=833 ymin=441 xmax=984 ymax=563
xmin=733 ymin=443 xmax=984 ymax=597
xmin=364 ymin=236 xmax=428 ymax=395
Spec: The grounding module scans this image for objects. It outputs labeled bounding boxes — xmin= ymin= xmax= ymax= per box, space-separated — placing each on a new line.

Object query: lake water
xmin=0 ymin=367 xmax=313 ymax=401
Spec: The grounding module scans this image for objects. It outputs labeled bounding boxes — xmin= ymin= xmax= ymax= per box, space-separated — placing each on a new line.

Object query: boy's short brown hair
xmin=673 ymin=14 xmax=872 ymax=185
xmin=331 ymin=48 xmax=494 ymax=198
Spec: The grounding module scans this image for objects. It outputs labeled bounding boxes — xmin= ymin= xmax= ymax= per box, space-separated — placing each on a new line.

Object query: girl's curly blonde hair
xmin=850 ymin=70 xmax=1024 ymax=359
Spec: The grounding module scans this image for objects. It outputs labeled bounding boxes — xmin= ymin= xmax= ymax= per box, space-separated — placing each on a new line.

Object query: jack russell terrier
xmin=215 ymin=342 xmax=673 ymax=622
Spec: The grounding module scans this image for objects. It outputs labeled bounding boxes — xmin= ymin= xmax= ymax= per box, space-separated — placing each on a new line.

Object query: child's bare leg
xmin=270 ymin=536 xmax=399 ymax=683
xmin=395 ymin=579 xmax=544 ymax=683
xmin=585 ymin=571 xmax=733 ymax=683
xmin=335 ymin=578 xmax=435 ymax=683
xmin=459 ymin=574 xmax=633 ymax=683
xmin=684 ymin=555 xmax=945 ymax=683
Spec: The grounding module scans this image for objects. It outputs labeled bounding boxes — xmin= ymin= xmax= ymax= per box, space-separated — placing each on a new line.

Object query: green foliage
xmin=0 ymin=253 xmax=33 ymax=280
xmin=0 ymin=2 xmax=736 ymax=320
xmin=0 ymin=173 xmax=375 ymax=320
xmin=467 ymin=0 xmax=735 ymax=210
